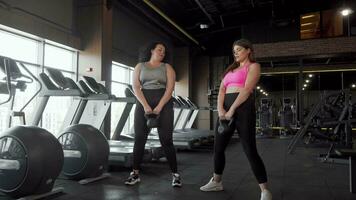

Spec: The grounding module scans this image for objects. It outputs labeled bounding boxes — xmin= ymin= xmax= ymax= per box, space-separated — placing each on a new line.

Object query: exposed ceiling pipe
xmin=219 ymin=15 xmax=225 ymax=28
xmin=193 ymin=0 xmax=215 ymax=24
xmin=251 ymin=0 xmax=255 ymax=8
xmin=123 ymin=1 xmax=190 ymax=45
xmin=143 ymin=0 xmax=200 ymax=45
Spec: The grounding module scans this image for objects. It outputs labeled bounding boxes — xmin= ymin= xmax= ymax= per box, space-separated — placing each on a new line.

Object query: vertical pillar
xmin=297 ymin=58 xmax=304 ymax=125
xmin=77 ymin=0 xmax=112 ymax=138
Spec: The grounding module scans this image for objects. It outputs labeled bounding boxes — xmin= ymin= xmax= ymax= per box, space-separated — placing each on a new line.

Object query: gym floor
xmin=1 ymin=138 xmax=353 ymax=200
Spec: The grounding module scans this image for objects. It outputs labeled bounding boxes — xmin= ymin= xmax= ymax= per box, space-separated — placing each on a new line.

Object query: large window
xmin=44 ymin=43 xmax=76 ymax=72
xmin=0 ymin=29 xmax=39 ymax=64
xmin=0 ymin=25 xmax=77 ymax=136
xmin=111 ymin=62 xmax=134 ymax=138
xmin=41 ymin=71 xmax=76 ymax=136
xmin=41 ymin=43 xmax=76 ymax=136
xmin=300 ymin=12 xmax=321 ymax=39
xmin=300 ymin=9 xmax=344 ymax=39
xmin=0 ymin=27 xmax=40 ymax=131
xmin=321 ymin=9 xmax=343 ymax=38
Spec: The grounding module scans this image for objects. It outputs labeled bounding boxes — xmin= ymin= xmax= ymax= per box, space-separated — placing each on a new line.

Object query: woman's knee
xmin=160 ymin=136 xmax=174 ymax=147
xmin=213 ymin=148 xmax=226 ymax=158
xmin=242 ymin=144 xmax=259 ymax=158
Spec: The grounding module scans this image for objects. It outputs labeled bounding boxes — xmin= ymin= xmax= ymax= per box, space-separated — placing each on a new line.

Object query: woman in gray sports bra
xmin=124 ymin=42 xmax=182 ymax=187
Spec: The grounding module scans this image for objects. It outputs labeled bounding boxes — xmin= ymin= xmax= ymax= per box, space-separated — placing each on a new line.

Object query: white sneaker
xmin=124 ymin=172 xmax=140 ymax=185
xmin=200 ymin=177 xmax=223 ymax=192
xmin=172 ymin=173 xmax=182 ymax=187
xmin=260 ymin=189 xmax=272 ymax=200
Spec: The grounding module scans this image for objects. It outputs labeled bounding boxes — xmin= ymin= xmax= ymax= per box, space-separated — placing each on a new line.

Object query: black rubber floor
xmin=1 ymin=138 xmax=355 ymax=200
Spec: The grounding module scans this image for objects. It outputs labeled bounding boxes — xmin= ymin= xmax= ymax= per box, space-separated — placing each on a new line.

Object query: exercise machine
xmin=29 ymin=68 xmax=110 ymax=184
xmin=257 ymin=98 xmax=273 ymax=138
xmin=59 ymin=74 xmax=157 ymax=166
xmin=278 ymin=97 xmax=296 ymax=138
xmin=0 ymin=56 xmax=64 ymax=199
xmin=288 ymin=90 xmax=355 ymax=156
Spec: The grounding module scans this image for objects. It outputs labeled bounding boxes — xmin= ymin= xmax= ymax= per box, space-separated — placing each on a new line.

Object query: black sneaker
xmin=125 ymin=172 xmax=140 ymax=185
xmin=172 ymin=173 xmax=182 ymax=187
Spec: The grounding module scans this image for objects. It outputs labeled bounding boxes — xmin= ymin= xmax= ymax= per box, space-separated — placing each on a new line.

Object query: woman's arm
xmin=153 ymin=63 xmax=176 ymax=114
xmin=132 ymin=63 xmax=152 ymax=113
xmin=225 ymin=63 xmax=260 ymax=119
xmin=217 ymin=80 xmax=227 ymax=118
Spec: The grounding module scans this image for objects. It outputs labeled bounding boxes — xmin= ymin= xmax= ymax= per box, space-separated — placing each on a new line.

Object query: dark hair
xmin=138 ymin=41 xmax=171 ymax=64
xmin=222 ymin=38 xmax=256 ymax=78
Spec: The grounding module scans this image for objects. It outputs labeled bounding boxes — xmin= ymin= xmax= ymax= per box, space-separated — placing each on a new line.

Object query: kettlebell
xmin=145 ymin=113 xmax=160 ymax=128
xmin=217 ymin=118 xmax=234 ymax=135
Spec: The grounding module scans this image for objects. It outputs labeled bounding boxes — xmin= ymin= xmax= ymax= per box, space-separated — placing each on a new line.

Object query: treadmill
xmin=75 ymin=75 xmax=163 ymax=163
xmin=29 ymin=68 xmax=83 ymax=127
xmin=110 ymin=87 xmax=166 ymax=158
xmin=35 ymin=69 xmax=152 ymax=167
xmin=172 ymin=96 xmax=215 ymax=147
xmin=118 ymin=89 xmax=201 ymax=150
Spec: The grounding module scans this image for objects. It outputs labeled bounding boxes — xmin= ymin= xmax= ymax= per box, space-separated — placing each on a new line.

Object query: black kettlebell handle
xmin=218 ymin=117 xmax=234 ymax=134
xmin=145 ymin=113 xmax=160 ymax=128
xmin=226 ymin=118 xmax=234 ymax=126
xmin=219 ymin=117 xmax=234 ymax=125
xmin=145 ymin=113 xmax=160 ymax=119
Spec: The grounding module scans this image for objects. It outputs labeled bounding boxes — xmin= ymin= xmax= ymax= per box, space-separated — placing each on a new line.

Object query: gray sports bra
xmin=139 ymin=62 xmax=167 ymax=89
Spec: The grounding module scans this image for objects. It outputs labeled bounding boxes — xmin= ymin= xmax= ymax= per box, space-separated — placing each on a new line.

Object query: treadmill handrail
xmin=175 ymin=96 xmax=189 ymax=108
xmin=82 ymin=76 xmax=102 ymax=94
xmin=17 ymin=62 xmax=42 ymax=112
xmin=38 ymin=72 xmax=82 ymax=97
xmin=0 ymin=56 xmax=33 ymax=84
xmin=111 ymin=97 xmax=136 ymax=103
xmin=0 ymin=58 xmax=13 ymax=106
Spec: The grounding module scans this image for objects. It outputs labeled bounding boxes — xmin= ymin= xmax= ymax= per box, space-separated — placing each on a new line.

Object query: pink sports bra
xmin=223 ymin=63 xmax=251 ymax=88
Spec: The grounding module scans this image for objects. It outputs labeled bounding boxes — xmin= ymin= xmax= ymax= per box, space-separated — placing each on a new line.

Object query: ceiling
xmin=146 ymin=0 xmax=337 ymax=35
xmin=121 ymin=0 xmax=351 ymax=48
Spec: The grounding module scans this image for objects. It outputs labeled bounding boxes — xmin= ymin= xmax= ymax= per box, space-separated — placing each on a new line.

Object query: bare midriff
xmin=226 ymin=86 xmax=243 ymax=94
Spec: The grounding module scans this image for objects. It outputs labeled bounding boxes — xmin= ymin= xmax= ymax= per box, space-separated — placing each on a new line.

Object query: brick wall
xmin=254 ymin=36 xmax=356 ymax=59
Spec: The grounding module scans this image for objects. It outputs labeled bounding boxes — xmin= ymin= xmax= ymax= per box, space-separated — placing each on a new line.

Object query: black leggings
xmin=133 ymin=89 xmax=177 ymax=173
xmin=214 ymin=93 xmax=267 ymax=183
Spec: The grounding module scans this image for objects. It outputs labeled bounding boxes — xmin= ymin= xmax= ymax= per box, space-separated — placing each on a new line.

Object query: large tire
xmin=0 ymin=126 xmax=63 ymax=198
xmin=58 ymin=124 xmax=109 ymax=180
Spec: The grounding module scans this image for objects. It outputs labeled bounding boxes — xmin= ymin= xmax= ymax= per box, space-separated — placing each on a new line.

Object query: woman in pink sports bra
xmin=200 ymin=39 xmax=272 ymax=200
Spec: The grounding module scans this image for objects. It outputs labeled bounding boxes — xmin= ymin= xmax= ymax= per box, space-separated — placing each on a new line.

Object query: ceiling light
xmin=305 ymin=80 xmax=310 ymax=83
xmin=303 ymin=84 xmax=307 ymax=87
xmin=301 ymin=22 xmax=313 ymax=26
xmin=352 ymin=84 xmax=356 ymax=88
xmin=302 ymin=88 xmax=305 ymax=90
xmin=260 ymin=89 xmax=264 ymax=92
xmin=341 ymin=8 xmax=354 ymax=16
xmin=200 ymin=24 xmax=209 ymax=29
xmin=301 ymin=14 xmax=315 ymax=19
xmin=308 ymin=74 xmax=313 ymax=78
xmin=300 ymin=29 xmax=314 ymax=33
